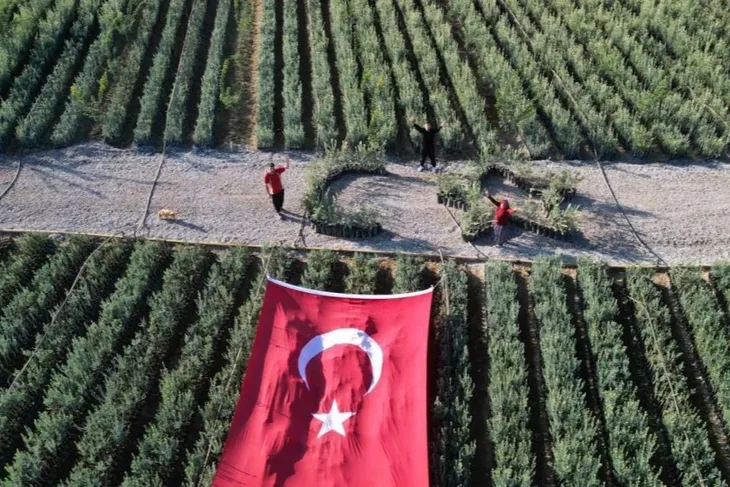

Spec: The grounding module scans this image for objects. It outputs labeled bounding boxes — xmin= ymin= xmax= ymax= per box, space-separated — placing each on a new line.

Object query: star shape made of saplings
xmin=312 ymin=400 xmax=355 ymax=438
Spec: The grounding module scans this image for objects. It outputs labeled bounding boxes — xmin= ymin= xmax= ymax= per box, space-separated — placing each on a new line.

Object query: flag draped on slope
xmin=212 ymin=277 xmax=433 ymax=487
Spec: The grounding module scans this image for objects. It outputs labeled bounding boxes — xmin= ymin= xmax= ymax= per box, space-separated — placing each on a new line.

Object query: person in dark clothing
xmin=485 ymin=191 xmax=514 ymax=247
xmin=413 ymin=121 xmax=443 ymax=172
xmin=264 ymin=156 xmax=290 ymax=219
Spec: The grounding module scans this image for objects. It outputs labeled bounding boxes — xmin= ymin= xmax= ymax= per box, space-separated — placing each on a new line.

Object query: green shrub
xmin=393 ymin=254 xmax=424 ymax=293
xmin=577 ymin=261 xmax=659 ymax=484
xmin=484 ymin=262 xmax=533 ymax=485
xmin=133 ymin=0 xmax=189 ymax=144
xmin=0 ymin=240 xmax=130 ymax=468
xmin=164 ymin=0 xmax=210 ymax=144
xmin=530 ymin=257 xmax=601 ymax=485
xmin=345 ymin=253 xmax=379 ymax=294
xmin=0 ymin=0 xmax=82 ymax=146
xmin=122 ymin=248 xmax=251 ymax=486
xmin=307 ymin=0 xmax=338 ymax=147
xmin=255 ymin=0 xmax=276 ymax=147
xmin=302 ymin=144 xmax=386 ymax=228
xmin=301 ymin=249 xmax=339 ymax=291
xmin=282 ymin=0 xmax=305 ymax=148
xmin=193 ymin=0 xmax=231 ymax=146
xmin=62 ymin=247 xmax=211 ymax=486
xmin=1 ymin=241 xmax=169 ymax=487
xmin=626 ymin=268 xmax=722 ymax=485
xmin=0 ymin=235 xmax=56 ymax=310
xmin=102 ymin=0 xmax=165 ymax=141
xmin=433 ymin=260 xmax=475 ymax=486
xmin=671 ymin=267 xmax=730 ymax=429
xmin=0 ymin=236 xmax=95 ymax=382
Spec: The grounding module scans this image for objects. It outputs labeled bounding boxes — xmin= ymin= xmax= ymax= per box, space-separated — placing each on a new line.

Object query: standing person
xmin=485 ymin=191 xmax=514 ymax=247
xmin=412 ymin=120 xmax=444 ymax=172
xmin=264 ymin=155 xmax=290 ymax=220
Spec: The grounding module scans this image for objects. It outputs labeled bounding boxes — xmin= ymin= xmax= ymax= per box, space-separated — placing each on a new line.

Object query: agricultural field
xmin=0 ymin=0 xmax=728 ymax=159
xmin=0 ymin=234 xmax=728 ymax=485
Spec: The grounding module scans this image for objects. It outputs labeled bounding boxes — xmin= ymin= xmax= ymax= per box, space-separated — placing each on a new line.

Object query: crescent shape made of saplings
xmin=297 ymin=328 xmax=383 ymax=395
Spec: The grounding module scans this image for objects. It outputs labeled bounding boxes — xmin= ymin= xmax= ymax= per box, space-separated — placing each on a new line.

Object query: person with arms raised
xmin=264 ymin=156 xmax=290 ymax=220
xmin=412 ymin=119 xmax=445 ymax=172
xmin=485 ymin=191 xmax=514 ymax=247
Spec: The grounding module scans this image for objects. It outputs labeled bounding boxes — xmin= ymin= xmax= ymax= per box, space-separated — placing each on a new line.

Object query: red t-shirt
xmin=264 ymin=167 xmax=286 ymax=194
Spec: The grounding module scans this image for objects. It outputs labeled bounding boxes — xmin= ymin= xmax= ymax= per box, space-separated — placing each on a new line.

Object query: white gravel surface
xmin=0 ymin=142 xmax=728 ymax=265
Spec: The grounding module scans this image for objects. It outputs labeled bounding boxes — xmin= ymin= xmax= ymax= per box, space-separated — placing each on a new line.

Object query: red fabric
xmin=494 ymin=200 xmax=514 ymax=225
xmin=212 ymin=279 xmax=433 ymax=487
xmin=264 ymin=167 xmax=286 ymax=194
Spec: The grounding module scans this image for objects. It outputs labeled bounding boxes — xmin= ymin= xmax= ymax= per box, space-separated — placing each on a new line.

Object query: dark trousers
xmin=271 ymin=190 xmax=284 ymax=213
xmin=421 ymin=147 xmax=436 ymax=167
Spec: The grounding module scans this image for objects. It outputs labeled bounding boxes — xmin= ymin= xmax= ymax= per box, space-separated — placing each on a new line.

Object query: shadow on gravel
xmin=166 ymin=220 xmax=208 ymax=233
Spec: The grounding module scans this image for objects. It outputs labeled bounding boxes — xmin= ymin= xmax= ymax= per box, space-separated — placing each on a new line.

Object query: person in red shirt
xmin=264 ymin=156 xmax=290 ymax=219
xmin=485 ymin=191 xmax=514 ymax=247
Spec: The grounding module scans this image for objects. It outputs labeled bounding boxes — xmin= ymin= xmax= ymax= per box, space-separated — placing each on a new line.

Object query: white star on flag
xmin=312 ymin=400 xmax=355 ymax=438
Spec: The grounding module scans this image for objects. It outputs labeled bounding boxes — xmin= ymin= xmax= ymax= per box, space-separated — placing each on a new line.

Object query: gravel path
xmin=0 ymin=142 xmax=728 ymax=265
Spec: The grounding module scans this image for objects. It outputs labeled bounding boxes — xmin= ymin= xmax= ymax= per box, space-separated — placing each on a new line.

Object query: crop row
xmin=283 ymin=0 xmax=305 ymax=148
xmin=446 ymin=0 xmax=552 ymax=158
xmin=0 ymin=240 xmax=130 ymax=471
xmin=50 ymin=0 xmax=143 ymax=146
xmin=547 ymin=0 xmax=727 ymax=157
xmin=483 ymin=261 xmax=533 ymax=485
xmin=345 ymin=253 xmax=378 ymax=294
xmin=14 ymin=34 xmax=88 ymax=147
xmin=0 ymin=0 xmax=58 ymax=94
xmin=0 ymin=0 xmax=90 ymax=146
xmin=1 ymin=241 xmax=169 ymax=486
xmin=256 ymin=0 xmax=277 ymax=147
xmin=393 ymin=253 xmax=424 ymax=293
xmin=62 ymin=247 xmax=211 ymax=485
xmin=396 ymin=0 xmax=463 ymax=152
xmin=133 ymin=0 xmax=191 ymax=144
xmin=0 ymin=236 xmax=95 ymax=386
xmin=122 ymin=248 xmax=251 ymax=485
xmin=192 ymin=0 xmax=231 ymax=146
xmin=328 ymin=0 xmax=368 ymax=147
xmin=498 ymin=0 xmax=621 ymax=157
xmin=301 ymin=249 xmax=340 ymax=291
xmin=100 ymin=0 xmax=166 ymax=141
xmin=306 ymin=0 xmax=337 ymax=148
xmin=433 ymin=260 xmax=475 ymax=486
xmin=371 ymin=0 xmax=424 ymax=152
xmin=670 ymin=268 xmax=730 ymax=431
xmin=624 ymin=0 xmax=730 ymax=109
xmin=0 ymin=234 xmax=729 ymax=484
xmin=576 ymin=261 xmax=658 ymax=484
xmin=479 ymin=0 xmax=585 ymax=157
xmin=417 ymin=0 xmax=497 ymax=155
xmin=530 ymin=257 xmax=601 ymax=484
xmin=550 ymin=0 xmax=728 ymax=156
xmin=164 ymin=0 xmax=209 ymax=144
xmin=625 ymin=268 xmax=723 ymax=485
xmin=515 ymin=0 xmax=658 ymax=155
xmin=0 ymin=235 xmax=56 ymax=310
xmin=344 ymin=0 xmax=397 ymax=150
xmin=711 ymin=264 xmax=730 ymax=315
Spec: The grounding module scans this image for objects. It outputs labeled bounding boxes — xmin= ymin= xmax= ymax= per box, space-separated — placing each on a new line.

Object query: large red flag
xmin=212 ymin=277 xmax=433 ymax=487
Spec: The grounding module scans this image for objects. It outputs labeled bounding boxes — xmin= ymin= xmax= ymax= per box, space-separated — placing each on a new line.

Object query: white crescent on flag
xmin=297 ymin=328 xmax=383 ymax=395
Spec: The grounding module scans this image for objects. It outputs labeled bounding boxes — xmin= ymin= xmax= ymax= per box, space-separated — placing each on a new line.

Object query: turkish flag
xmin=212 ymin=277 xmax=433 ymax=487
